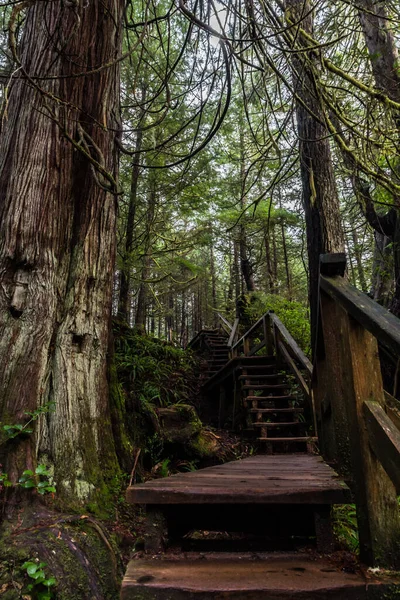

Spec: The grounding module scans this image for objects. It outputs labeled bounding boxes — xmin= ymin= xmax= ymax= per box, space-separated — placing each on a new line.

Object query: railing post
xmin=263 ymin=313 xmax=273 ymax=356
xmin=243 ymin=336 xmax=250 ymax=356
xmin=318 ymin=254 xmax=400 ymax=568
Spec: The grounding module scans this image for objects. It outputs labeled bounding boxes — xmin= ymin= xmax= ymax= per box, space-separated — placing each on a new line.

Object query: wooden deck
xmin=126 ymin=454 xmax=350 ymax=505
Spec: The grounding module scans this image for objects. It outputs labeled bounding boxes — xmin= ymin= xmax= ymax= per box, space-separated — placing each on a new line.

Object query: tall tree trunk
xmin=350 ymin=223 xmax=368 ymax=292
xmin=210 ymin=241 xmax=218 ymax=327
xmin=233 ymin=239 xmax=241 ymax=315
xmin=0 ymin=0 xmax=123 ymax=500
xmin=135 ymin=174 xmax=157 ymax=333
xmin=118 ymin=87 xmax=146 ymax=322
xmin=264 ymin=227 xmax=276 ymax=294
xmin=285 ymin=0 xmax=345 ymax=351
xmin=370 ymin=233 xmax=394 ymax=305
xmin=238 ymin=114 xmax=256 ymax=293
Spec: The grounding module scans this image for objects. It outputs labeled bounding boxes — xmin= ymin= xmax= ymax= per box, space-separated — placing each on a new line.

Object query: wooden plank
xmin=126 ymin=454 xmax=350 ymax=506
xmin=363 ymin=401 xmax=400 ymax=494
xmin=317 ymin=291 xmax=352 ymax=476
xmin=248 ymin=340 xmax=266 ymax=356
xmin=320 ymin=274 xmax=400 ymax=357
xmin=228 ymin=317 xmax=240 ymax=347
xmin=270 ymin=313 xmax=312 ymax=375
xmin=263 ymin=314 xmax=274 ymax=355
xmin=384 ymin=390 xmax=400 ymax=431
xmin=278 ymin=340 xmax=310 ymax=399
xmin=127 ymin=486 xmax=349 ymax=506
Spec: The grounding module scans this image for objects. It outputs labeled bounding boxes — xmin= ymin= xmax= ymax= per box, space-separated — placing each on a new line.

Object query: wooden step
xmin=253 ymin=422 xmax=303 ymax=427
xmin=121 ymin=552 xmax=394 ymax=599
xmin=249 ymin=408 xmax=304 ymax=413
xmin=242 ymin=384 xmax=289 ymax=390
xmin=126 ymin=454 xmax=349 ymax=505
xmin=238 ymin=374 xmax=281 ymax=380
xmin=258 ymin=437 xmax=318 ymax=443
xmin=245 ymin=395 xmax=296 ymax=402
xmin=237 ymin=364 xmax=276 ymax=370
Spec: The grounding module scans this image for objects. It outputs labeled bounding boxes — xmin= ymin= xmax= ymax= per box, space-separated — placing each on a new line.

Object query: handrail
xmin=231 ymin=313 xmax=266 ymax=353
xmin=228 ymin=318 xmax=240 ymax=347
xmin=231 ymin=310 xmax=313 ymax=408
xmin=217 ymin=312 xmax=233 ymax=333
xmin=270 ymin=314 xmax=312 ymax=377
xmin=320 ymin=273 xmax=400 ymax=357
xmin=317 ymin=252 xmax=400 ymax=568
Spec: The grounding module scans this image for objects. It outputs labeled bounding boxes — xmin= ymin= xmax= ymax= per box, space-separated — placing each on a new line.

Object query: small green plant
xmin=22 ymin=560 xmax=56 ymax=600
xmin=333 ymin=504 xmax=359 ymax=552
xmin=0 ymin=467 xmax=11 ymax=490
xmin=2 ymin=402 xmax=55 ymax=442
xmin=159 ymin=458 xmax=171 ymax=478
xmin=19 ymin=464 xmax=56 ymax=495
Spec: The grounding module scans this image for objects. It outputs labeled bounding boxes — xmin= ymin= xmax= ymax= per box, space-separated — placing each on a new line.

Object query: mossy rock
xmin=157 ymin=405 xmax=202 ymax=444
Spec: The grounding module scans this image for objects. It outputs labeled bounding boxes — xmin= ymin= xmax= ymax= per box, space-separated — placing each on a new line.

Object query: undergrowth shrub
xmin=114 ymin=322 xmax=197 ymax=408
xmin=243 ymin=292 xmax=311 ymax=356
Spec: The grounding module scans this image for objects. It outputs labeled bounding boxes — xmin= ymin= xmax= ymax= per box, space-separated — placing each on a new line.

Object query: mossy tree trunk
xmin=0 ymin=0 xmax=124 ymax=503
xmin=284 ymin=0 xmax=345 ymax=352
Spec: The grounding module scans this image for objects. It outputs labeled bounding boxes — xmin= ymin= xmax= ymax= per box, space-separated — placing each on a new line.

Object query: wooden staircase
xmin=121 ymin=254 xmax=400 ymax=598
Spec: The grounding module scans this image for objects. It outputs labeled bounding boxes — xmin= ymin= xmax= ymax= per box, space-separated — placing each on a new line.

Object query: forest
xmin=0 ymin=0 xmax=400 ymax=598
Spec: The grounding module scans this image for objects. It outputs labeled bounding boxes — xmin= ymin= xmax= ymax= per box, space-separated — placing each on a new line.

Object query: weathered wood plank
xmin=270 ymin=313 xmax=312 ymax=375
xmin=278 ymin=340 xmax=310 ymax=398
xmin=126 ymin=455 xmax=350 ymax=506
xmin=363 ymin=400 xmax=400 ymax=494
xmin=320 ymin=274 xmax=400 ymax=356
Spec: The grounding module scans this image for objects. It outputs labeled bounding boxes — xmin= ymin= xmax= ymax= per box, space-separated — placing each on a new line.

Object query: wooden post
xmin=144 ymin=506 xmax=168 ymax=553
xmin=319 ymin=255 xmax=400 ymax=566
xmin=337 ymin=311 xmax=400 ymax=567
xmin=243 ymin=336 xmax=250 ymax=356
xmin=317 ymin=291 xmax=352 ymax=476
xmin=263 ymin=313 xmax=273 ymax=356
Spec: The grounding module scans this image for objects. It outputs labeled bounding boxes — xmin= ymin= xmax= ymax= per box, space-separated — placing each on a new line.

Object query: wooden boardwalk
xmin=127 ymin=454 xmax=350 ymax=505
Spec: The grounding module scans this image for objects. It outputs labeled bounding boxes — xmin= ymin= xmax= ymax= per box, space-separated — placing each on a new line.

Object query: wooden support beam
xmin=363 ymin=400 xmax=400 ymax=494
xmin=144 ymin=506 xmax=168 ymax=553
xmin=317 ymin=292 xmax=352 ymax=477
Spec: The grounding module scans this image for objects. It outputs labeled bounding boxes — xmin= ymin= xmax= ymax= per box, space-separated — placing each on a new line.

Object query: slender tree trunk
xmin=233 ymin=240 xmax=241 ymax=314
xmin=279 ymin=193 xmax=292 ymax=298
xmin=264 ymin=227 xmax=276 ymax=294
xmin=135 ymin=174 xmax=157 ymax=333
xmin=118 ymin=87 xmax=146 ymax=322
xmin=210 ymin=241 xmax=218 ymax=327
xmin=370 ymin=233 xmax=394 ymax=305
xmin=285 ymin=0 xmax=345 ymax=351
xmin=238 ymin=115 xmax=256 ymax=293
xmin=0 ymin=0 xmax=123 ymax=500
xmin=350 ymin=223 xmax=368 ymax=292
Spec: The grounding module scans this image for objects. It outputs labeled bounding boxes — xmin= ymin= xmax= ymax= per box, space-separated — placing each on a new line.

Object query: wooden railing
xmin=231 ymin=310 xmax=314 ymax=426
xmin=316 ymin=253 xmax=400 ymax=569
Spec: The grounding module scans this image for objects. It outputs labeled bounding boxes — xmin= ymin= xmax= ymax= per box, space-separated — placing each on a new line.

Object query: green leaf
xmin=37 ymin=592 xmax=52 ymax=600
xmin=35 ymin=464 xmax=49 ymax=476
xmin=21 ymin=480 xmax=36 ymax=489
xmin=26 ymin=563 xmax=38 ymax=576
xmin=43 ymin=577 xmax=56 ymax=587
xmin=31 ymin=569 xmax=45 ymax=580
xmin=22 ymin=469 xmax=34 ymax=477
